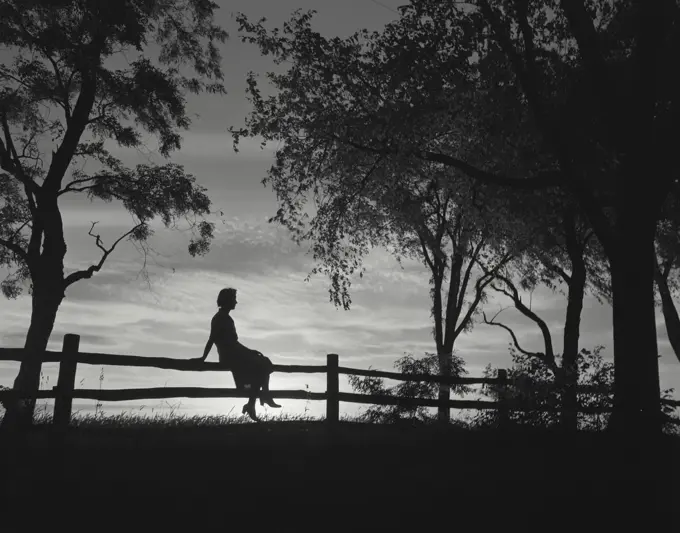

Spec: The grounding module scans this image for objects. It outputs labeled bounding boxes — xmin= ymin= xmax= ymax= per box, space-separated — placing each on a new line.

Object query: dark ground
xmin=1 ymin=423 xmax=678 ymax=529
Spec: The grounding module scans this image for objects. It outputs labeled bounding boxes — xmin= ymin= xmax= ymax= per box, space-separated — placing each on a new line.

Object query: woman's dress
xmin=210 ymin=308 xmax=273 ymax=388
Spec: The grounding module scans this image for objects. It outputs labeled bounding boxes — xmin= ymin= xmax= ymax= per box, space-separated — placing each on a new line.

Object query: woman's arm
xmin=200 ymin=338 xmax=213 ymax=361
xmin=200 ymin=315 xmax=217 ymax=361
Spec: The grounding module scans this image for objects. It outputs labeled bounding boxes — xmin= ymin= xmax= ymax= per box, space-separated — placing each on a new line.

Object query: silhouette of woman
xmin=200 ymin=288 xmax=281 ymax=421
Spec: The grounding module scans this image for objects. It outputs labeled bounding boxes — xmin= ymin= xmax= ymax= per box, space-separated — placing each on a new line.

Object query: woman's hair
xmin=217 ymin=288 xmax=237 ymax=308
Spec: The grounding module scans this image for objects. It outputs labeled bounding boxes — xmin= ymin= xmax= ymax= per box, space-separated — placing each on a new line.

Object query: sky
xmin=1 ymin=0 xmax=679 ymax=422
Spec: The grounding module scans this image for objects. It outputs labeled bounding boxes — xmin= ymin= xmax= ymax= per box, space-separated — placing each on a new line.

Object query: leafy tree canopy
xmin=0 ymin=0 xmax=227 ymax=298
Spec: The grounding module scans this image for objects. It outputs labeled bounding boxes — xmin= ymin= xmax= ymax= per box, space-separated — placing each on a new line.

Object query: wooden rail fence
xmin=1 ymin=333 xmax=677 ymax=428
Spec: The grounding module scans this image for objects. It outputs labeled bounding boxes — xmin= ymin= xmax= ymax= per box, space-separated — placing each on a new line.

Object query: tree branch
xmin=456 ymin=234 xmax=486 ymax=315
xmin=336 ymin=135 xmax=565 ymax=190
xmin=86 ymin=100 xmax=116 ymax=125
xmin=483 ymin=309 xmax=546 ymax=360
xmin=6 ymin=219 xmax=31 ymax=244
xmin=14 ymin=16 xmax=72 ymax=121
xmin=443 ymin=249 xmax=464 ymax=349
xmin=44 ymin=52 xmax=72 ymax=122
xmin=345 ymin=155 xmax=383 ymax=206
xmin=453 ymin=252 xmax=512 ymax=339
xmin=44 ymin=70 xmax=98 ymax=193
xmin=551 ymin=264 xmax=571 ymax=284
xmin=489 ymin=273 xmax=559 ymax=374
xmin=417 ymin=150 xmax=564 ymax=189
xmin=58 ymin=172 xmax=135 ymax=197
xmin=63 ymin=222 xmax=141 ymax=289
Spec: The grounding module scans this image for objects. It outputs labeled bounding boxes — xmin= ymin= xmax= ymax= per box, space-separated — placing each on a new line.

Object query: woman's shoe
xmin=242 ymin=403 xmax=259 ymax=421
xmin=260 ymin=396 xmax=282 ymax=408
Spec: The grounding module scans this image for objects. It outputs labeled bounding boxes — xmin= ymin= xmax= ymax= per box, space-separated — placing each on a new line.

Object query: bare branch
xmin=483 ymin=309 xmax=546 ymax=360
xmin=489 ymin=273 xmax=559 ymax=374
xmin=63 ymin=223 xmax=141 ymax=288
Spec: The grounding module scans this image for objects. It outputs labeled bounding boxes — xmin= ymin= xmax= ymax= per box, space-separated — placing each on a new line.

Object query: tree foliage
xmin=478 ymin=346 xmax=679 ymax=435
xmin=347 ymin=351 xmax=470 ymax=424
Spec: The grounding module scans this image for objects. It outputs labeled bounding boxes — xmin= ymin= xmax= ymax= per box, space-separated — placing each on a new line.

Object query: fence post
xmin=326 ymin=353 xmax=339 ymax=424
xmin=53 ymin=334 xmax=80 ymax=429
xmin=497 ymin=369 xmax=509 ymax=429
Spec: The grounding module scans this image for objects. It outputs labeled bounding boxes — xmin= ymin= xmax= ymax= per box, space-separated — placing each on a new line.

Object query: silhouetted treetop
xmin=0 ymin=0 xmax=228 ymax=428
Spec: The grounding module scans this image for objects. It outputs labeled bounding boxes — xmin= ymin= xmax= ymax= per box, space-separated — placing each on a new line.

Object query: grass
xmin=0 ymin=410 xmax=678 ymax=527
xmin=1 ymin=370 xmax=679 ymax=525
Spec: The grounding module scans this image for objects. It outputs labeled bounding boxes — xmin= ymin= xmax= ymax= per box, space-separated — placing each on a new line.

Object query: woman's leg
xmin=233 ymin=365 xmax=260 ymax=421
xmin=248 ymin=385 xmax=259 ymax=407
xmin=257 ymin=355 xmax=281 ymax=408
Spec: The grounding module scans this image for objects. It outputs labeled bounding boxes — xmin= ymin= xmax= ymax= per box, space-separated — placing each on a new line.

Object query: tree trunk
xmin=438 ymin=247 xmax=466 ymax=424
xmin=1 ymin=281 xmax=64 ymax=429
xmin=561 ymin=263 xmax=585 ymax=432
xmin=654 ymin=260 xmax=680 ymax=364
xmin=437 ymin=350 xmax=451 ymax=423
xmin=2 ymin=191 xmax=67 ymax=430
xmin=560 ymin=214 xmax=586 ymax=432
xmin=608 ymin=220 xmax=662 ymax=436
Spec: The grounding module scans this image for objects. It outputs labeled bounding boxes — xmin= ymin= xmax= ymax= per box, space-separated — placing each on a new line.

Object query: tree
xmin=231 ymin=9 xmax=535 ymax=423
xmin=374 ymin=171 xmax=516 ymax=422
xmin=0 ymin=0 xmax=227 ymax=427
xmin=237 ymin=73 xmax=515 ymax=422
xmin=234 ymin=0 xmax=680 ymax=434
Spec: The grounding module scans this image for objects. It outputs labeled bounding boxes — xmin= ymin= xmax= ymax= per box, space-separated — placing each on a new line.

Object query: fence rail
xmin=1 ymin=333 xmax=678 ymax=428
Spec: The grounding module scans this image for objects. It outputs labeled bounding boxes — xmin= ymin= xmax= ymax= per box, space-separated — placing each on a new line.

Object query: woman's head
xmin=217 ymin=288 xmax=237 ymax=309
